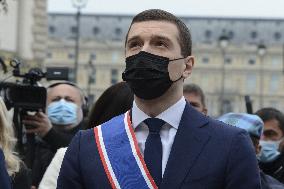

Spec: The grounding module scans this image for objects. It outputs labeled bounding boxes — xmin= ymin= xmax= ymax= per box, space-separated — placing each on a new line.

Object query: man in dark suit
xmin=0 ymin=149 xmax=11 ymax=189
xmin=57 ymin=9 xmax=261 ymax=189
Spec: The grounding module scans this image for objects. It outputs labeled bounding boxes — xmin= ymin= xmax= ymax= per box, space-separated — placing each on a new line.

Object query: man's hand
xmin=23 ymin=112 xmax=52 ymax=138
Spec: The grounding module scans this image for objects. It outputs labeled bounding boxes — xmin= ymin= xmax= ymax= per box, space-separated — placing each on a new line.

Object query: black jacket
xmin=31 ymin=123 xmax=83 ymax=187
xmin=261 ymin=171 xmax=284 ymax=189
xmin=260 ymin=153 xmax=284 ymax=184
xmin=12 ymin=162 xmax=31 ymax=189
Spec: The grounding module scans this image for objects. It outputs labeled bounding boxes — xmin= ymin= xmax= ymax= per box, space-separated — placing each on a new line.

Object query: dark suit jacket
xmin=57 ymin=103 xmax=261 ymax=189
xmin=0 ymin=149 xmax=11 ymax=189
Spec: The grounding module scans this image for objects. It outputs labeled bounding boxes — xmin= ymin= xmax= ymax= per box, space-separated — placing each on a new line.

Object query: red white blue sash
xmin=94 ymin=111 xmax=158 ymax=189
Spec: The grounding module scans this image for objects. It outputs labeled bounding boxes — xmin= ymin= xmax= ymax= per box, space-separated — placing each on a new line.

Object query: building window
xmin=51 ymin=15 xmax=56 ymax=20
xmin=250 ymin=31 xmax=257 ymax=39
xmin=228 ymin=31 xmax=234 ymax=39
xmin=111 ymin=69 xmax=118 ymax=84
xmin=248 ymin=57 xmax=256 ymax=65
xmin=68 ymin=53 xmax=74 ymax=59
xmin=270 ymin=75 xmax=279 ymax=92
xmin=201 ymin=74 xmax=209 ymax=89
xmin=112 ymin=52 xmax=119 ymax=63
xmin=202 ymin=57 xmax=209 ymax=64
xmin=225 ymin=56 xmax=232 ymax=64
xmin=71 ymin=26 xmax=78 ymax=34
xmin=46 ymin=52 xmax=52 ymax=58
xmin=88 ymin=94 xmax=95 ymax=105
xmin=246 ymin=74 xmax=257 ymax=93
xmin=205 ymin=30 xmax=212 ymax=38
xmin=115 ymin=28 xmax=122 ymax=35
xmin=274 ymin=32 xmax=281 ymax=40
xmin=90 ymin=52 xmax=96 ymax=60
xmin=49 ymin=26 xmax=55 ymax=34
xmin=272 ymin=56 xmax=281 ymax=66
xmin=222 ymin=99 xmax=233 ymax=113
xmin=93 ymin=27 xmax=100 ymax=35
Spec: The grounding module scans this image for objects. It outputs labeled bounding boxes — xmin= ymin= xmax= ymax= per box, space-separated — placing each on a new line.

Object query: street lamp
xmin=218 ymin=34 xmax=229 ymax=115
xmin=87 ymin=55 xmax=95 ymax=98
xmin=257 ymin=43 xmax=266 ymax=108
xmin=72 ymin=0 xmax=88 ymax=83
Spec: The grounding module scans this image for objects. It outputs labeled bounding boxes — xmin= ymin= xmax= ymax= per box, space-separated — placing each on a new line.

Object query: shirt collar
xmin=132 ymin=97 xmax=186 ymax=130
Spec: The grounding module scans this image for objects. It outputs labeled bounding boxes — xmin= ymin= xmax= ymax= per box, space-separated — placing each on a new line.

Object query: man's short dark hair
xmin=183 ymin=83 xmax=206 ymax=107
xmin=125 ymin=9 xmax=192 ymax=57
xmin=255 ymin=107 xmax=284 ymax=134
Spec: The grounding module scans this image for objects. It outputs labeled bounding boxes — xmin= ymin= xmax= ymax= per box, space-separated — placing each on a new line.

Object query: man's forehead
xmin=48 ymin=84 xmax=81 ymax=97
xmin=127 ymin=21 xmax=179 ymax=40
xmin=185 ymin=93 xmax=202 ymax=100
xmin=264 ymin=119 xmax=281 ymax=128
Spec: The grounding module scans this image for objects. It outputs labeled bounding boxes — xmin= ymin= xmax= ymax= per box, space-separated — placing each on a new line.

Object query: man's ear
xmin=183 ymin=56 xmax=194 ymax=79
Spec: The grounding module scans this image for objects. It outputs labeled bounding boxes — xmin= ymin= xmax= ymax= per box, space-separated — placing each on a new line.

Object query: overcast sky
xmin=48 ymin=0 xmax=284 ymax=19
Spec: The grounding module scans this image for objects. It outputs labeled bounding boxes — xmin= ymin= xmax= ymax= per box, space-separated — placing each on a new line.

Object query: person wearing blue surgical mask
xmin=218 ymin=113 xmax=284 ymax=189
xmin=256 ymin=108 xmax=284 ymax=184
xmin=47 ymin=98 xmax=80 ymax=126
xmin=23 ymin=82 xmax=86 ymax=188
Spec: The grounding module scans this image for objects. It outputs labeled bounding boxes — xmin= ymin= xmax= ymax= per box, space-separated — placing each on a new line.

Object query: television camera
xmin=0 ymin=58 xmax=69 ymax=167
xmin=0 ymin=59 xmax=69 ymax=111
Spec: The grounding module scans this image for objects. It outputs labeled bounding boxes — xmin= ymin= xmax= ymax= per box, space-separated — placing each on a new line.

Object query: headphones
xmin=47 ymin=81 xmax=89 ymax=117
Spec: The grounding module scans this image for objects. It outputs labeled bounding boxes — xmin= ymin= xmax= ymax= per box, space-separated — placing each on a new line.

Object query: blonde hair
xmin=0 ymin=98 xmax=20 ymax=176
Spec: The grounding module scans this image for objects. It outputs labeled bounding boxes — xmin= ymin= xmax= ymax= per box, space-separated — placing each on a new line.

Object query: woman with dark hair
xmin=87 ymin=81 xmax=134 ymax=128
xmin=39 ymin=81 xmax=134 ymax=189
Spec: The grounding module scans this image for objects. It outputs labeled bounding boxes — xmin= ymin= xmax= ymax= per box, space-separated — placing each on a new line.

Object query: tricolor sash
xmin=94 ymin=111 xmax=158 ymax=189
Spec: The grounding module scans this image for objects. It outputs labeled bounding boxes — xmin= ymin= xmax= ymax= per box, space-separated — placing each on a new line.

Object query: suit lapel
xmin=160 ymin=103 xmax=211 ymax=189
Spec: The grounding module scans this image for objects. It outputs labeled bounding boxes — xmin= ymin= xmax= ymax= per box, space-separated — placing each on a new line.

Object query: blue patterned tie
xmin=144 ymin=118 xmax=165 ymax=187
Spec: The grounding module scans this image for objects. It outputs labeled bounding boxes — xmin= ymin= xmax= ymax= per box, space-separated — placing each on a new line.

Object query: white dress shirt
xmin=132 ymin=97 xmax=186 ymax=176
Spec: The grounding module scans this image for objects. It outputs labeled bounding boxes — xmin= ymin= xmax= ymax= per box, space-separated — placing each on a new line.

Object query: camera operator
xmin=23 ymin=82 xmax=86 ymax=188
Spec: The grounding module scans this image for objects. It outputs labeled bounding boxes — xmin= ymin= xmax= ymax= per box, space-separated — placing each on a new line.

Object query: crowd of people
xmin=1 ymin=8 xmax=284 ymax=189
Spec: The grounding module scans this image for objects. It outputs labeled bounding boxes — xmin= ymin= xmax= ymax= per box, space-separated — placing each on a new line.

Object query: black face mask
xmin=122 ymin=51 xmax=184 ymax=100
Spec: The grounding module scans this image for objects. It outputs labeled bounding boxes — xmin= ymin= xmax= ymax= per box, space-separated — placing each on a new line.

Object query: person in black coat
xmin=23 ymin=82 xmax=87 ymax=188
xmin=256 ymin=108 xmax=284 ymax=183
xmin=219 ymin=112 xmax=284 ymax=189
